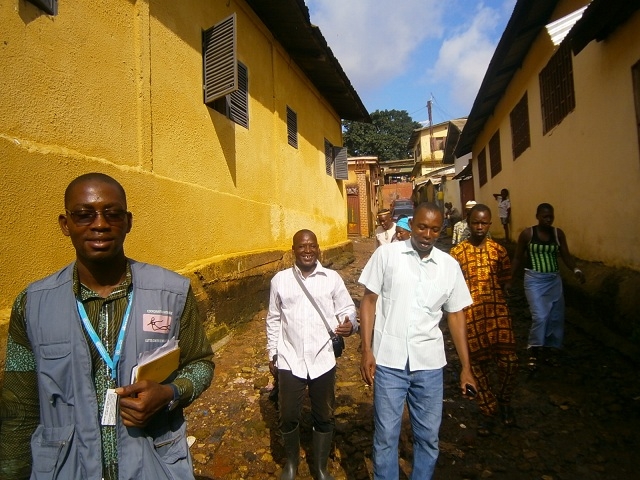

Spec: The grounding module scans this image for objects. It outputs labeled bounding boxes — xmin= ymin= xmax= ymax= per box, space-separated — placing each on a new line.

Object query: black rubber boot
xmin=280 ymin=425 xmax=299 ymax=480
xmin=312 ymin=428 xmax=334 ymax=480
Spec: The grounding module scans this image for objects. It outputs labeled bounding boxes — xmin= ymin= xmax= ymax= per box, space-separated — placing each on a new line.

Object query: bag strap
xmin=292 ymin=267 xmax=337 ymax=339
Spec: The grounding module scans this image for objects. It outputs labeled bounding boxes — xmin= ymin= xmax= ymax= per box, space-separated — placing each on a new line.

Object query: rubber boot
xmin=312 ymin=428 xmax=334 ymax=480
xmin=280 ymin=426 xmax=299 ymax=480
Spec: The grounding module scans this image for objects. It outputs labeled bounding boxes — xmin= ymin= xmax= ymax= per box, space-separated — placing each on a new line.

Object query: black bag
xmin=332 ymin=335 xmax=345 ymax=358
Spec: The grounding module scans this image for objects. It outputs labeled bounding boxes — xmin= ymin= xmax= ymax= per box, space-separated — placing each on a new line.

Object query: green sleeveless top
xmin=527 ymin=226 xmax=559 ymax=273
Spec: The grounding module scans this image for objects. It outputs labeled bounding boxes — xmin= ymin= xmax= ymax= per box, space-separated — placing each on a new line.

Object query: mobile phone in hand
xmin=465 ymin=384 xmax=477 ymax=398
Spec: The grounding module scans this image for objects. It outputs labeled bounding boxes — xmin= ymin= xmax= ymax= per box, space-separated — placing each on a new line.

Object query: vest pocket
xmin=152 ymin=423 xmax=189 ymax=465
xmin=38 ymin=341 xmax=75 ymax=407
xmin=30 ymin=424 xmax=75 ymax=476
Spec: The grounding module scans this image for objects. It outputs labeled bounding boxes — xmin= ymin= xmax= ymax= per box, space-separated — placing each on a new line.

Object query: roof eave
xmin=455 ymin=0 xmax=559 ymax=157
xmin=245 ymin=0 xmax=371 ymax=123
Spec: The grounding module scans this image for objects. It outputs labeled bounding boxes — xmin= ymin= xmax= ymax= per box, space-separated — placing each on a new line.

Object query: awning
xmin=452 ymin=163 xmax=473 ymax=180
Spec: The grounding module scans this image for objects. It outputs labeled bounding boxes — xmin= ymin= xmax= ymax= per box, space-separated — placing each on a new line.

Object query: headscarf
xmin=396 ymin=217 xmax=411 ymax=232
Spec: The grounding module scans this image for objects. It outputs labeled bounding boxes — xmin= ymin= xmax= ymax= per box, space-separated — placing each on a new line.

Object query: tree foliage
xmin=342 ymin=109 xmax=422 ymax=162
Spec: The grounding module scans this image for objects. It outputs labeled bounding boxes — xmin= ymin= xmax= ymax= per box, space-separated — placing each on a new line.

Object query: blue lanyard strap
xmin=76 ymin=291 xmax=133 ymax=380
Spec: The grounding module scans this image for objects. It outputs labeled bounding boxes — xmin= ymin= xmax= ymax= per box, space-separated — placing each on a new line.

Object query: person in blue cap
xmin=392 ymin=215 xmax=411 ymax=242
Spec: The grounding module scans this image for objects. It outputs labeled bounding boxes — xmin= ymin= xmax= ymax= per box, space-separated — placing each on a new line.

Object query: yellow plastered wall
xmin=0 ymin=0 xmax=349 ymax=313
xmin=470 ymin=0 xmax=640 ymax=270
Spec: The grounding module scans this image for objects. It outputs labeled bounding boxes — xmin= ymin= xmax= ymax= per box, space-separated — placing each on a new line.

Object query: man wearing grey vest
xmin=0 ymin=173 xmax=214 ymax=480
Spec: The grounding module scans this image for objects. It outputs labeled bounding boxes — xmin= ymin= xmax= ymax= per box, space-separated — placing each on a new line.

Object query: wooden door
xmin=347 ymin=192 xmax=360 ymax=235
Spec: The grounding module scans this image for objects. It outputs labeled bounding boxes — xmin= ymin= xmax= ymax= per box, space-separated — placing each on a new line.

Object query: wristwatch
xmin=166 ymin=383 xmax=181 ymax=412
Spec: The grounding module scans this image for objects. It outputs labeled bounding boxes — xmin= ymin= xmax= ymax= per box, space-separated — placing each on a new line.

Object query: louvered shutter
xmin=28 ymin=0 xmax=56 ymax=15
xmin=229 ymin=63 xmax=249 ymax=128
xmin=203 ymin=14 xmax=237 ymax=105
xmin=324 ymin=139 xmax=334 ymax=175
xmin=333 ymin=147 xmax=348 ymax=180
xmin=287 ymin=107 xmax=298 ymax=148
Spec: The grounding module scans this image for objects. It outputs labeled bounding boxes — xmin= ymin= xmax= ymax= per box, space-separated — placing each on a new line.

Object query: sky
xmin=306 ymin=0 xmax=517 ymax=125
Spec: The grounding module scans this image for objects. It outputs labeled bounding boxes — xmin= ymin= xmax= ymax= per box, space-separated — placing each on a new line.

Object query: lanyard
xmin=76 ymin=291 xmax=133 ymax=380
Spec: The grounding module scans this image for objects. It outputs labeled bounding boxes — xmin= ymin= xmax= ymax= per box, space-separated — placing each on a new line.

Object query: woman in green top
xmin=511 ymin=203 xmax=585 ymax=370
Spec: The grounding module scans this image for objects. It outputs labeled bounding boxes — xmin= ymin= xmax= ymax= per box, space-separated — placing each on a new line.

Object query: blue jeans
xmin=373 ymin=364 xmax=443 ymax=480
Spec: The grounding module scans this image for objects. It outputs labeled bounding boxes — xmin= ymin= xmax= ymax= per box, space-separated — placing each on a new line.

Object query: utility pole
xmin=427 ymin=99 xmax=436 ymax=170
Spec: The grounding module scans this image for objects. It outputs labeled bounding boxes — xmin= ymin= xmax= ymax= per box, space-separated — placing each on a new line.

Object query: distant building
xmin=408 ymin=118 xmax=467 ymax=209
xmin=347 ymin=156 xmax=381 ymax=237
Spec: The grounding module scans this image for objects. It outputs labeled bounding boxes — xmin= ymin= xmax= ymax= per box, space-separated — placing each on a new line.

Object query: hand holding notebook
xmin=131 ymin=338 xmax=180 ymax=384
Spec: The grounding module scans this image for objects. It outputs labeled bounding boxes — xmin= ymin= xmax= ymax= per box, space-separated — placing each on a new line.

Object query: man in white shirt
xmin=266 ymin=229 xmax=357 ymax=480
xmin=375 ymin=208 xmax=396 ymax=247
xmin=359 ymin=203 xmax=477 ymax=480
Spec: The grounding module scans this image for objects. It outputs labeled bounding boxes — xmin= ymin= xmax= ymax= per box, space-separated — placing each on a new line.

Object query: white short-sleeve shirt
xmin=358 ymin=241 xmax=472 ymax=371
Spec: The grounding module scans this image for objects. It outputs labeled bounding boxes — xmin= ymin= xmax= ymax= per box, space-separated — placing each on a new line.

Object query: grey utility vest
xmin=25 ymin=260 xmax=195 ymax=480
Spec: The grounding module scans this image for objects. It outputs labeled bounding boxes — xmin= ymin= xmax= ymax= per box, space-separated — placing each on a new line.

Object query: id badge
xmin=101 ymin=388 xmax=118 ymax=426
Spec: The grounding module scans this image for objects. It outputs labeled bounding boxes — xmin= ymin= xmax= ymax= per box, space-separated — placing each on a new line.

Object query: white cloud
xmin=307 ymin=0 xmax=444 ymax=92
xmin=429 ymin=1 xmax=516 ymax=110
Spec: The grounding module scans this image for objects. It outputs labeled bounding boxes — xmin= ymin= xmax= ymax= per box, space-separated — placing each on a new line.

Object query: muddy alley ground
xmin=187 ymin=236 xmax=640 ymax=480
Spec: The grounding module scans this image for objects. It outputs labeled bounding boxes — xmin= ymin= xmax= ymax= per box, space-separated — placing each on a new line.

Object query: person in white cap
xmin=452 ymin=200 xmax=477 ymax=245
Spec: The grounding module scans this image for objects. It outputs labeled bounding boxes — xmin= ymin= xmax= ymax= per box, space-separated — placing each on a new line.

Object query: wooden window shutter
xmin=510 ymin=92 xmax=531 ymax=160
xmin=203 ymin=14 xmax=237 ymax=105
xmin=539 ymin=42 xmax=575 ymax=134
xmin=633 ymin=61 xmax=640 ymax=158
xmin=324 ymin=139 xmax=334 ymax=175
xmin=333 ymin=147 xmax=348 ymax=180
xmin=287 ymin=106 xmax=298 ymax=148
xmin=229 ymin=62 xmax=249 ymax=128
xmin=477 ymin=149 xmax=488 ymax=186
xmin=489 ymin=131 xmax=502 ymax=177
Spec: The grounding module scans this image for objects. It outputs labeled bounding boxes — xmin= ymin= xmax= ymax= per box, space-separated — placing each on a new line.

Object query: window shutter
xmin=28 ymin=0 xmax=57 ymax=14
xmin=287 ymin=106 xmax=298 ymax=148
xmin=489 ymin=131 xmax=502 ymax=177
xmin=333 ymin=146 xmax=348 ymax=180
xmin=324 ymin=139 xmax=334 ymax=175
xmin=229 ymin=62 xmax=249 ymax=128
xmin=203 ymin=14 xmax=237 ymax=105
xmin=477 ymin=149 xmax=488 ymax=186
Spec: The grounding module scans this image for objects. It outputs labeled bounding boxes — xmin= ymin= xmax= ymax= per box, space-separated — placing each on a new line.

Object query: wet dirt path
xmin=188 ymin=236 xmax=640 ymax=480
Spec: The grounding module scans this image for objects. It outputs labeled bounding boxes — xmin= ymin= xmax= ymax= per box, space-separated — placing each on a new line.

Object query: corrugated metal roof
xmin=546 ymin=5 xmax=588 ymax=46
xmin=570 ymin=0 xmax=640 ymax=54
xmin=245 ymin=0 xmax=371 ymax=122
xmin=455 ymin=0 xmax=559 ymax=157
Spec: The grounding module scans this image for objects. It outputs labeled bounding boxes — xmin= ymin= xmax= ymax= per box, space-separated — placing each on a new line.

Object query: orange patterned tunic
xmin=449 ymin=239 xmax=516 ymax=360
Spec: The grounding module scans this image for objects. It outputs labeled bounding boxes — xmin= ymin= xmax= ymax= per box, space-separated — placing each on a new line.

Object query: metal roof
xmin=455 ymin=0 xmax=559 ymax=157
xmin=570 ymin=0 xmax=640 ymax=54
xmin=245 ymin=0 xmax=371 ymax=122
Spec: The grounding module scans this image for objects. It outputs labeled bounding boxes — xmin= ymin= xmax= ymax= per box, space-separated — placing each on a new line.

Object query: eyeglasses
xmin=65 ymin=209 xmax=129 ymax=226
